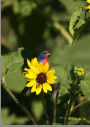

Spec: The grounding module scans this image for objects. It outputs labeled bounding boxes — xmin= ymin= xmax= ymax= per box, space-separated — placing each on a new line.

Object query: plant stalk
xmin=1 ymin=76 xmax=38 ymax=125
xmin=41 ymin=96 xmax=52 ymax=125
xmin=64 ymin=96 xmax=73 ymax=125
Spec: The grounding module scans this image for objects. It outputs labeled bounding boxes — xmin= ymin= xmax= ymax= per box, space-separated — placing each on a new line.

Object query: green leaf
xmin=1 ymin=108 xmax=30 ymax=125
xmin=81 ymin=72 xmax=90 ymax=99
xmin=69 ymin=10 xmax=80 ymax=36
xmin=56 ymin=117 xmax=80 ymax=125
xmin=49 ymin=34 xmax=90 ymax=71
xmin=14 ymin=117 xmax=30 ymax=125
xmin=61 ymin=34 xmax=90 ymax=67
xmin=54 ymin=67 xmax=67 ymax=82
xmin=59 ymin=0 xmax=85 ymax=15
xmin=86 ymin=120 xmax=90 ymax=124
xmin=53 ymin=123 xmax=62 ymax=125
xmin=20 ymin=1 xmax=32 ymax=17
xmin=6 ymin=68 xmax=26 ymax=92
xmin=51 ymin=67 xmax=70 ymax=95
xmin=1 ymin=56 xmax=7 ymax=79
xmin=74 ymin=19 xmax=85 ymax=29
xmin=7 ymin=47 xmax=24 ymax=72
xmin=1 ymin=48 xmax=24 ymax=79
xmin=1 ymin=108 xmax=16 ymax=125
xmin=57 ymin=93 xmax=70 ymax=109
xmin=68 ymin=117 xmax=80 ymax=125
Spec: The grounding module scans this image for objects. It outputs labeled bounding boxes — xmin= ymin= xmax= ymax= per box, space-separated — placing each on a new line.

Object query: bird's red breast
xmin=43 ymin=56 xmax=50 ymax=67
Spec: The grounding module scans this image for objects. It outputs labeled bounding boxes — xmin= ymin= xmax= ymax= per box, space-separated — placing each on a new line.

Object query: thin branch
xmin=1 ymin=76 xmax=38 ymax=125
xmin=53 ymin=22 xmax=73 ymax=44
xmin=70 ymin=99 xmax=90 ymax=114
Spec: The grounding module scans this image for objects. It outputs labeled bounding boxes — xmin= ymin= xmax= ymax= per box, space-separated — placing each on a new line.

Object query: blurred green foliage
xmin=1 ymin=0 xmax=90 ymax=125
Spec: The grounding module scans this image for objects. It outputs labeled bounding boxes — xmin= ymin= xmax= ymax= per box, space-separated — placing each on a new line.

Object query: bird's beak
xmin=46 ymin=52 xmax=51 ymax=56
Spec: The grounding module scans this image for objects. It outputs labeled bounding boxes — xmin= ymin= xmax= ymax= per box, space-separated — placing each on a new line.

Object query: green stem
xmin=64 ymin=78 xmax=80 ymax=125
xmin=72 ymin=25 xmax=85 ymax=47
xmin=1 ymin=76 xmax=38 ymax=125
xmin=41 ymin=96 xmax=52 ymax=125
xmin=64 ymin=96 xmax=73 ymax=125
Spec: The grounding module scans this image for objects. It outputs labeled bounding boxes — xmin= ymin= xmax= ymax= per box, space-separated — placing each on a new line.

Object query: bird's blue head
xmin=38 ymin=51 xmax=51 ymax=62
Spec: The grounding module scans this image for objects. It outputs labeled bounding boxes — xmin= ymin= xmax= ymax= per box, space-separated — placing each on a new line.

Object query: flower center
xmin=36 ymin=72 xmax=47 ymax=84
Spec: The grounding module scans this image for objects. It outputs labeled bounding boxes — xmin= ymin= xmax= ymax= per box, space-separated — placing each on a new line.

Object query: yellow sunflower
xmin=87 ymin=5 xmax=90 ymax=12
xmin=23 ymin=58 xmax=39 ymax=82
xmin=24 ymin=60 xmax=57 ymax=95
xmin=86 ymin=0 xmax=90 ymax=4
xmin=86 ymin=0 xmax=90 ymax=12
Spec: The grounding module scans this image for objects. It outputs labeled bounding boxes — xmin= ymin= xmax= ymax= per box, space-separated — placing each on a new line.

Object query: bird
xmin=20 ymin=51 xmax=51 ymax=96
xmin=38 ymin=51 xmax=51 ymax=66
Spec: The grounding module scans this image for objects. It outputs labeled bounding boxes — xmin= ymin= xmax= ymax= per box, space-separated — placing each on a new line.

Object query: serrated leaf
xmin=1 ymin=56 xmax=7 ymax=79
xmin=20 ymin=1 xmax=32 ymax=17
xmin=74 ymin=19 xmax=85 ymax=29
xmin=54 ymin=67 xmax=67 ymax=82
xmin=1 ymin=48 xmax=24 ymax=79
xmin=7 ymin=48 xmax=24 ymax=73
xmin=81 ymin=72 xmax=90 ymax=99
xmin=69 ymin=10 xmax=80 ymax=36
xmin=51 ymin=67 xmax=70 ymax=95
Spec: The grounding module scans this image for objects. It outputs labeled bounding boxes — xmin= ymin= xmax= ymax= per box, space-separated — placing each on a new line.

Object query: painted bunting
xmin=20 ymin=51 xmax=51 ymax=96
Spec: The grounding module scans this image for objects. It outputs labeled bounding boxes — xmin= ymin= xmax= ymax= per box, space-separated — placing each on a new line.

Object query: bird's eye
xmin=43 ymin=53 xmax=45 ymax=55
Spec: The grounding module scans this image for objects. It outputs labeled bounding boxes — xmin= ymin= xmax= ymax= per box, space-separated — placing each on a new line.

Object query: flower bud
xmin=74 ymin=67 xmax=85 ymax=79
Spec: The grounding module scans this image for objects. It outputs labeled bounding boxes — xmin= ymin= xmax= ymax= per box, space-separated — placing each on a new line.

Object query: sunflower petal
xmin=43 ymin=63 xmax=49 ymax=73
xmin=47 ymin=78 xmax=56 ymax=84
xmin=45 ymin=83 xmax=52 ymax=91
xmin=26 ymin=80 xmax=36 ymax=87
xmin=24 ymin=68 xmax=28 ymax=71
xmin=30 ymin=66 xmax=40 ymax=74
xmin=32 ymin=58 xmax=38 ymax=67
xmin=25 ymin=77 xmax=33 ymax=81
xmin=47 ymin=76 xmax=57 ymax=79
xmin=36 ymin=85 xmax=42 ymax=95
xmin=23 ymin=72 xmax=27 ymax=76
xmin=87 ymin=0 xmax=90 ymax=3
xmin=88 ymin=5 xmax=90 ymax=9
xmin=38 ymin=62 xmax=43 ymax=72
xmin=25 ymin=72 xmax=37 ymax=79
xmin=27 ymin=59 xmax=31 ymax=67
xmin=46 ymin=69 xmax=55 ymax=77
xmin=43 ymin=83 xmax=47 ymax=93
xmin=31 ymin=85 xmax=36 ymax=93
